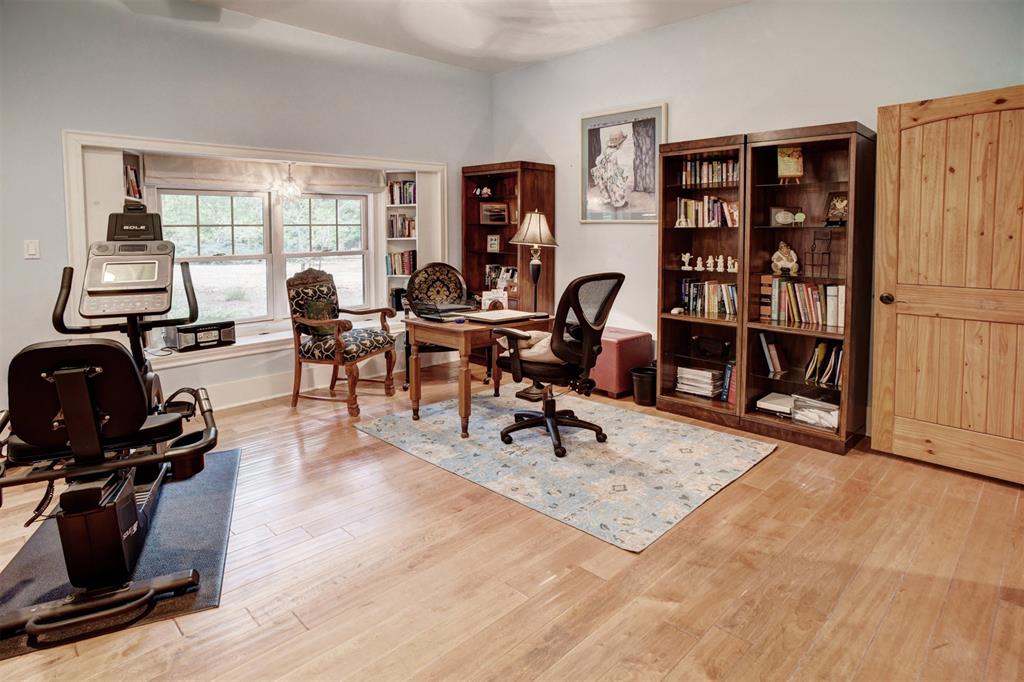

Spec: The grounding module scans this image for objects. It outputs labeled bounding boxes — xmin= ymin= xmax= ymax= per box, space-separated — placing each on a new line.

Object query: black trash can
xmin=631 ymin=365 xmax=657 ymax=406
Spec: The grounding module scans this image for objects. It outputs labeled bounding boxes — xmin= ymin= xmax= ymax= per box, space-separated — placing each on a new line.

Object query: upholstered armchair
xmin=286 ymin=268 xmax=397 ymax=416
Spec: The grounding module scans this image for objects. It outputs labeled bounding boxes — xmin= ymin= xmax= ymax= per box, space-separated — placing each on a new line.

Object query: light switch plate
xmin=23 ymin=240 xmax=40 ymax=259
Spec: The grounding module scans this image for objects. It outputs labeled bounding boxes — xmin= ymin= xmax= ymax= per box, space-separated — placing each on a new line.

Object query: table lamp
xmin=509 ymin=210 xmax=557 ymax=316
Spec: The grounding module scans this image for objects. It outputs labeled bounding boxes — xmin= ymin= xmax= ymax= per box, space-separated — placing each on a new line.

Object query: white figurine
xmin=695 ymin=257 xmax=704 ymax=272
xmin=716 ymin=255 xmax=725 ymax=272
xmin=680 ymin=252 xmax=693 ymax=271
xmin=726 ymin=256 xmax=739 ymax=273
xmin=771 ymin=240 xmax=800 ymax=275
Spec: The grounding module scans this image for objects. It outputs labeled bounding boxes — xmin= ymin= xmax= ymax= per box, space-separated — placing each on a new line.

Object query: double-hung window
xmin=157 ymin=190 xmax=368 ymax=327
xmin=281 ymin=195 xmax=368 ymax=307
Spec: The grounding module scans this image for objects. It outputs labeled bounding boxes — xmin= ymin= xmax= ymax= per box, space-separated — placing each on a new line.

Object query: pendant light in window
xmin=279 ymin=162 xmax=303 ymax=198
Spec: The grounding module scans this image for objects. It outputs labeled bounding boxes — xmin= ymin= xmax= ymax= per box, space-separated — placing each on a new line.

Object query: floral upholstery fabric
xmin=407 ymin=263 xmax=465 ymax=304
xmin=299 ymin=328 xmax=396 ymax=362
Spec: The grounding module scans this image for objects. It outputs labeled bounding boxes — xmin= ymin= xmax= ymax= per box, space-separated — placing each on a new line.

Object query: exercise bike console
xmin=81 ymin=240 xmax=175 ymax=317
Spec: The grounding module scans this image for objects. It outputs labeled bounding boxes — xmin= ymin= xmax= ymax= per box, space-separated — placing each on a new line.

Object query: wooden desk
xmin=406 ymin=316 xmax=553 ymax=438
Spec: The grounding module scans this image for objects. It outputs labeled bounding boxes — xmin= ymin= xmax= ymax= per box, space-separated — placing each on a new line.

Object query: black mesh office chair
xmin=493 ymin=272 xmax=625 ymax=457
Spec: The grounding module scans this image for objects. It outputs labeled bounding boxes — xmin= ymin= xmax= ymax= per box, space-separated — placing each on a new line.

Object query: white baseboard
xmin=204 ymin=351 xmax=456 ymax=410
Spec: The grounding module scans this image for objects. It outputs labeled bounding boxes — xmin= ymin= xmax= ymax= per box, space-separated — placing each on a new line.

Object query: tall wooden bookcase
xmin=462 ymin=162 xmax=556 ymax=312
xmin=656 ymin=123 xmax=875 ymax=453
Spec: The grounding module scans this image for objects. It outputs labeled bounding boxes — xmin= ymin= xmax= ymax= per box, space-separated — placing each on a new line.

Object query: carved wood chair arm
xmin=337 ymin=306 xmax=397 ymax=333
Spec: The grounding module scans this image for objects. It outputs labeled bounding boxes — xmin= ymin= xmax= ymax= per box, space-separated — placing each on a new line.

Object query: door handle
xmin=879 ymin=293 xmax=895 ymax=305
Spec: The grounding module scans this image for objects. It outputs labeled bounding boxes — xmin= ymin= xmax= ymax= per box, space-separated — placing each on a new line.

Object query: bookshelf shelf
xmin=657 ymin=123 xmax=875 ymax=453
xmin=661 ymin=312 xmax=738 ymax=328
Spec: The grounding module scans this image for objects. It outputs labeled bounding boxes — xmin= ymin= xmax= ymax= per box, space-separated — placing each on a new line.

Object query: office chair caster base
xmin=402 ymin=383 xmax=409 ymax=391
xmin=596 ymin=432 xmax=608 ymax=443
xmin=554 ymin=446 xmax=567 ymax=458
xmin=501 ymin=434 xmax=513 ymax=444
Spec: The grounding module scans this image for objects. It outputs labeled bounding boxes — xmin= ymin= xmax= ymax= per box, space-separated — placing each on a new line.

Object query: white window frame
xmin=157 ymin=188 xmax=275 ymax=324
xmin=61 ymin=130 xmax=448 ymax=349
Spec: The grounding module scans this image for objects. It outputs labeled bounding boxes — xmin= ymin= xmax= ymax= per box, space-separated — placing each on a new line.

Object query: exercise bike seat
xmin=5 ymin=413 xmax=183 ymax=465
xmin=5 ymin=339 xmax=183 ymax=465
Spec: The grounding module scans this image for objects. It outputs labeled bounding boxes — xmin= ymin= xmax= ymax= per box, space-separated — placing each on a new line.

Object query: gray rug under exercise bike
xmin=357 ymin=394 xmax=776 ymax=552
xmin=0 ymin=449 xmax=240 ymax=660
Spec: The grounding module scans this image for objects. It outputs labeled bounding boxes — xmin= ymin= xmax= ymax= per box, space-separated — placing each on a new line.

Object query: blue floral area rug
xmin=356 ymin=393 xmax=776 ymax=551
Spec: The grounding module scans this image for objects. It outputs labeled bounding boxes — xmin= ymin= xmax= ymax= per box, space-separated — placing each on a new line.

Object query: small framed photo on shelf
xmin=824 ymin=191 xmax=849 ymax=226
xmin=769 ymin=206 xmax=801 ymax=227
xmin=776 ymin=146 xmax=803 ymax=183
xmin=486 ymin=234 xmax=500 ymax=252
xmin=480 ymin=202 xmax=509 ymax=225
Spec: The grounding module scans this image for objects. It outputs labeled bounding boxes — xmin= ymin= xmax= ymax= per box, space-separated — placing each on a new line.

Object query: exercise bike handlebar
xmin=53 ymin=262 xmax=200 ymax=336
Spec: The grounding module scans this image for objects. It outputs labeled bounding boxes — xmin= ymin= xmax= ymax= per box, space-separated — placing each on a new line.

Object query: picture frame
xmin=581 ymin=103 xmax=666 ymax=223
xmin=776 ymin=146 xmax=804 ymax=180
xmin=769 ymin=206 xmax=801 ymax=227
xmin=480 ymin=202 xmax=509 ymax=225
xmin=824 ymin=191 xmax=849 ymax=226
xmin=486 ymin=234 xmax=500 ymax=253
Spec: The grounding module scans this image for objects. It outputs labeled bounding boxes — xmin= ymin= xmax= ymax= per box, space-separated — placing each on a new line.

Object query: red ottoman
xmin=593 ymin=327 xmax=654 ymax=398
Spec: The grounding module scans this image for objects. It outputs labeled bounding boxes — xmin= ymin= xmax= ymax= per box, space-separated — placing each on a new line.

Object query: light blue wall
xmin=491 ymin=0 xmax=1024 ymax=334
xmin=0 ymin=0 xmax=493 ymax=396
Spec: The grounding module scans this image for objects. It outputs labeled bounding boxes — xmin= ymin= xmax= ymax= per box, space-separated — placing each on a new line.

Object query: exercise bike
xmin=0 ymin=202 xmax=219 ymax=641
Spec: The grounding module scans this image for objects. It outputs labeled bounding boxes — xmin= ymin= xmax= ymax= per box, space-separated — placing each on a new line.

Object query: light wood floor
xmin=1 ymin=362 xmax=1022 ymax=681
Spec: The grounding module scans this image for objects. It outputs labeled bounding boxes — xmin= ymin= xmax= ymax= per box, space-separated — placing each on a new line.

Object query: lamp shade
xmin=509 ymin=210 xmax=557 ymax=248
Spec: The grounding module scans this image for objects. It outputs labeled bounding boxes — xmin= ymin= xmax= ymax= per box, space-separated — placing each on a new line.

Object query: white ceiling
xmin=195 ymin=0 xmax=749 ymax=72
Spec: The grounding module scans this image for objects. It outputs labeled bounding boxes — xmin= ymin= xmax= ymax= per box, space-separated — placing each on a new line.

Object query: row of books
xmin=387 ymin=213 xmax=416 ymax=238
xmin=675 ymin=196 xmax=739 ymax=228
xmin=387 ymin=180 xmax=416 ymax=206
xmin=677 ymin=280 xmax=738 ymax=318
xmin=757 ymin=332 xmax=843 ymax=388
xmin=759 ymin=276 xmax=845 ymax=328
xmin=125 ymin=164 xmax=142 ymax=199
xmin=677 ymin=159 xmax=739 ymax=188
xmin=385 ymin=249 xmax=417 ymax=276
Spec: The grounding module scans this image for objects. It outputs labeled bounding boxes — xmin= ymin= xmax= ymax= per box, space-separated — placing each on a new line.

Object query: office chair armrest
xmin=292 ymin=316 xmax=355 ymax=334
xmin=337 ymin=306 xmax=397 ymax=333
xmin=492 ymin=327 xmax=531 ymax=383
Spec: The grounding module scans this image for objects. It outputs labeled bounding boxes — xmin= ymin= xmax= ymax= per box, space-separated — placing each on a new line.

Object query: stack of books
xmin=678 ymin=159 xmax=739 ymax=187
xmin=387 ymin=180 xmax=416 ymax=205
xmin=758 ymin=276 xmax=845 ymax=328
xmin=676 ymin=367 xmax=724 ymax=398
xmin=678 ymin=280 xmax=738 ymax=318
xmin=676 ymin=196 xmax=739 ymax=227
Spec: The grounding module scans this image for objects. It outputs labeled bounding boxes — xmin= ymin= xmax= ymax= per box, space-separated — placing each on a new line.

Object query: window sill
xmin=149 ymin=318 xmax=409 ymax=371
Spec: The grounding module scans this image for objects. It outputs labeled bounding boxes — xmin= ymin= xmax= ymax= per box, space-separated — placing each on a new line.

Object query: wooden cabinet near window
xmin=461 ymin=162 xmax=555 ymax=313
xmin=871 ymin=84 xmax=1024 ymax=484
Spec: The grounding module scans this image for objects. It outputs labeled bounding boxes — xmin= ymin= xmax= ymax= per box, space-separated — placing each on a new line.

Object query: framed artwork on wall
xmin=580 ymin=103 xmax=666 ymax=223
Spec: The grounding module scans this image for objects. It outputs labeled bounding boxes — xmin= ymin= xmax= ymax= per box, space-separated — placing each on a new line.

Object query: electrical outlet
xmin=23 ymin=240 xmax=40 ymax=259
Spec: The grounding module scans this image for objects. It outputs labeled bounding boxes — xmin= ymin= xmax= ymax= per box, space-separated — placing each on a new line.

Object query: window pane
xmin=199 ymin=225 xmax=232 ymax=256
xmin=169 ymin=259 xmax=269 ymax=323
xmin=338 ymin=199 xmax=361 ymax=224
xmin=284 ymin=226 xmax=310 ymax=253
xmin=311 ymin=198 xmax=336 ymax=225
xmin=161 ymin=194 xmax=196 ymax=225
xmin=283 ymin=198 xmax=309 ymax=225
xmin=287 ymin=255 xmax=364 ymax=306
xmin=234 ymin=225 xmax=264 ymax=255
xmin=198 ymin=195 xmax=231 ymax=225
xmin=338 ymin=224 xmax=362 ymax=251
xmin=233 ymin=196 xmax=263 ymax=225
xmin=165 ymin=225 xmax=198 ymax=257
xmin=311 ymin=225 xmax=336 ymax=252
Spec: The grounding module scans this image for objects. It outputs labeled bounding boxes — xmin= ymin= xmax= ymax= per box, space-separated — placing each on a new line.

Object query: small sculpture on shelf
xmin=680 ymin=252 xmax=693 ymax=271
xmin=771 ymin=240 xmax=799 ymax=275
xmin=715 ymin=255 xmax=725 ymax=272
xmin=726 ymin=256 xmax=739 ymax=273
xmin=473 ymin=186 xmax=493 ymax=198
xmin=695 ymin=256 xmax=705 ymax=272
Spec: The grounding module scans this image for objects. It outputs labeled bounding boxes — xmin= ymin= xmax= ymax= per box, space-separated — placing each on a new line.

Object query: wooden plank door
xmin=872 ymin=84 xmax=1024 ymax=484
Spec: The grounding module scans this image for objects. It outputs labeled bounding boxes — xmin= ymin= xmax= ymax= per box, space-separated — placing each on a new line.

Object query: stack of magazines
xmin=676 ymin=367 xmax=724 ymax=398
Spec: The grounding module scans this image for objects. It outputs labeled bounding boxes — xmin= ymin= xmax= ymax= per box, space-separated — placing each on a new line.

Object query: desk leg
xmin=492 ymin=342 xmax=502 ymax=397
xmin=410 ymin=341 xmax=421 ymax=420
xmin=459 ymin=353 xmax=471 ymax=438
